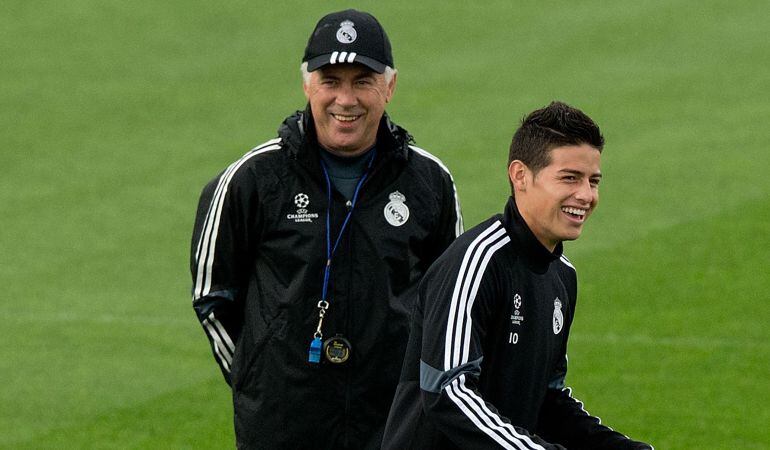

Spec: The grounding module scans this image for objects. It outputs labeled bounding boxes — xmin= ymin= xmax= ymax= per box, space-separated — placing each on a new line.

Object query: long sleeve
xmin=190 ymin=162 xmax=258 ymax=385
xmin=535 ymin=264 xmax=653 ymax=450
xmin=408 ymin=145 xmax=463 ymax=263
xmin=535 ymin=356 xmax=654 ymax=449
xmin=418 ymin=221 xmax=563 ymax=450
xmin=434 ymin=156 xmax=464 ymax=245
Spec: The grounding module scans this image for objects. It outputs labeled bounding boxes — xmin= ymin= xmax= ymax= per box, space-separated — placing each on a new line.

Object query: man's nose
xmin=574 ymin=179 xmax=594 ymax=203
xmin=335 ymin=83 xmax=357 ymax=107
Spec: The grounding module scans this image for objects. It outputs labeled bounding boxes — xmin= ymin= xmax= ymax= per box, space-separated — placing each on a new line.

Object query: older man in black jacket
xmin=190 ymin=9 xmax=462 ymax=450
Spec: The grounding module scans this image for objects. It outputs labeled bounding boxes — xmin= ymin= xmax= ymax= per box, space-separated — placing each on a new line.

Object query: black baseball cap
xmin=303 ymin=9 xmax=393 ymax=74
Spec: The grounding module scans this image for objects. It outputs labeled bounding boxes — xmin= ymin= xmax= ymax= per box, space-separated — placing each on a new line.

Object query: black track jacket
xmin=190 ymin=110 xmax=462 ymax=449
xmin=382 ymin=197 xmax=652 ymax=450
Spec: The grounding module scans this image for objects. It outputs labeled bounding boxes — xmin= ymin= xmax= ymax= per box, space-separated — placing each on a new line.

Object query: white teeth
xmin=562 ymin=207 xmax=586 ymax=216
xmin=332 ymin=114 xmax=359 ymax=122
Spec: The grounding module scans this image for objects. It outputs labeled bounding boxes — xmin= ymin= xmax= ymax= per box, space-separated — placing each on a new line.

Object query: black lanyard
xmin=308 ymin=149 xmax=377 ymax=363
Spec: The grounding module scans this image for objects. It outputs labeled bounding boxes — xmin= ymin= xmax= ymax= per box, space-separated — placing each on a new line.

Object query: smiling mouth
xmin=561 ymin=206 xmax=587 ymax=221
xmin=331 ymin=113 xmax=361 ymax=122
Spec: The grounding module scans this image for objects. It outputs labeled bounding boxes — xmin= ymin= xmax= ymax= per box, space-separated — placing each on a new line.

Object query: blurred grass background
xmin=2 ymin=0 xmax=769 ymax=448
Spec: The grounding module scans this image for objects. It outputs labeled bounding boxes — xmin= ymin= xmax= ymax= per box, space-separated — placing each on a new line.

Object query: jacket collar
xmin=502 ymin=196 xmax=563 ymax=273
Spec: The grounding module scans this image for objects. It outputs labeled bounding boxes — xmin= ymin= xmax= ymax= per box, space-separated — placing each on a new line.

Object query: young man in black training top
xmin=382 ymin=101 xmax=653 ymax=450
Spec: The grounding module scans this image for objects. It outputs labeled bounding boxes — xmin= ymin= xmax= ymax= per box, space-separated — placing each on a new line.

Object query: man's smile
xmin=331 ymin=113 xmax=363 ymax=122
xmin=561 ymin=206 xmax=587 ymax=221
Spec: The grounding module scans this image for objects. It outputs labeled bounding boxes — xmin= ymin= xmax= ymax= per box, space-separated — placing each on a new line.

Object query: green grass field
xmin=3 ymin=0 xmax=769 ymax=448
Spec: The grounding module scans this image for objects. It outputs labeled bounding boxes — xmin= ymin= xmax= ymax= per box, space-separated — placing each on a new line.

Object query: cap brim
xmin=305 ymin=54 xmax=386 ymax=74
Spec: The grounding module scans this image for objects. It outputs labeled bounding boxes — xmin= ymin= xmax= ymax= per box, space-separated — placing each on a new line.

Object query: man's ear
xmin=302 ymin=78 xmax=311 ymax=100
xmin=385 ymin=71 xmax=397 ymax=103
xmin=508 ymin=160 xmax=529 ymax=193
xmin=302 ymin=68 xmax=317 ymax=100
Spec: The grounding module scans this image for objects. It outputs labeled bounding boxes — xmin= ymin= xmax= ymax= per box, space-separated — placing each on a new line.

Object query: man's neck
xmin=319 ymin=142 xmax=376 ymax=158
xmin=319 ymin=146 xmax=375 ymax=200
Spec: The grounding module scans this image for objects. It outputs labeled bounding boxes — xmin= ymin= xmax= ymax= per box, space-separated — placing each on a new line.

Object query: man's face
xmin=303 ymin=64 xmax=396 ymax=157
xmin=509 ymin=144 xmax=602 ymax=251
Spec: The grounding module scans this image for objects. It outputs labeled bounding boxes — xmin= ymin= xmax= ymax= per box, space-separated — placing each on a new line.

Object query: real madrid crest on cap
xmin=384 ymin=191 xmax=409 ymax=227
xmin=303 ymin=9 xmax=394 ymax=74
xmin=323 ymin=335 xmax=352 ymax=364
xmin=336 ymin=20 xmax=357 ymax=44
xmin=553 ymin=298 xmax=564 ymax=334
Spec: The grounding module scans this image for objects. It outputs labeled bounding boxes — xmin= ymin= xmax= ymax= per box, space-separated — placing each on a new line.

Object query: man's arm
xmin=434 ymin=156 xmax=464 ymax=245
xmin=418 ymin=221 xmax=563 ymax=450
xmin=190 ymin=161 xmax=259 ymax=386
xmin=535 ymin=357 xmax=654 ymax=450
xmin=536 ymin=266 xmax=653 ymax=450
xmin=410 ymin=145 xmax=463 ymax=258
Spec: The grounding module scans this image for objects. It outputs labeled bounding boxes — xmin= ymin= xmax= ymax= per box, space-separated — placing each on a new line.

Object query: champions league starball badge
xmin=384 ymin=191 xmax=409 ymax=227
xmin=553 ymin=298 xmax=564 ymax=334
xmin=294 ymin=193 xmax=309 ymax=209
xmin=288 ymin=192 xmax=319 ymax=224
xmin=323 ymin=335 xmax=352 ymax=364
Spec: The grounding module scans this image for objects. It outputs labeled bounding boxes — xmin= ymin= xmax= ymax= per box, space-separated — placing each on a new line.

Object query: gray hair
xmin=300 ymin=62 xmax=397 ymax=85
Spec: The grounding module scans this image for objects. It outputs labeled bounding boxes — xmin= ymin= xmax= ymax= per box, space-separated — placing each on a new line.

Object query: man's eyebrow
xmin=557 ymin=169 xmax=602 ymax=178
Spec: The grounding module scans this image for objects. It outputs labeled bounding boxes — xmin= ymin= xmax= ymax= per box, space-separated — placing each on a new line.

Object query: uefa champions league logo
xmin=294 ymin=193 xmax=309 ymax=210
xmin=287 ymin=193 xmax=317 ymax=223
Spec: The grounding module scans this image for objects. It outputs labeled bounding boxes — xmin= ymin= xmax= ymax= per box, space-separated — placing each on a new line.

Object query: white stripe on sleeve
xmin=409 ymin=145 xmax=464 ymax=237
xmin=446 ymin=222 xmax=508 ymax=368
xmin=193 ymin=139 xmax=281 ymax=299
xmin=443 ymin=222 xmax=503 ymax=370
xmin=445 ymin=378 xmax=520 ymax=450
xmin=203 ymin=317 xmax=233 ymax=372
xmin=449 ymin=376 xmax=545 ymax=450
xmin=438 ymin=221 xmax=546 ymax=449
xmin=460 ymin=233 xmax=510 ymax=363
xmin=208 ymin=312 xmax=235 ymax=353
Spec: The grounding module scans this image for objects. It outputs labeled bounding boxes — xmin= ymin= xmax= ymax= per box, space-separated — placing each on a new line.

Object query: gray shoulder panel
xmin=420 ymin=357 xmax=483 ymax=393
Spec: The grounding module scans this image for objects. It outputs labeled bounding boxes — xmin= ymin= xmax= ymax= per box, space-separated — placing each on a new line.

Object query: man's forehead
xmin=546 ymin=145 xmax=602 ymax=172
xmin=316 ymin=63 xmax=378 ymax=77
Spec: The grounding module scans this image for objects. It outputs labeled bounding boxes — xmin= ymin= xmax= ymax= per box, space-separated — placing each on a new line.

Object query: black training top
xmin=191 ymin=109 xmax=463 ymax=449
xmin=382 ymin=196 xmax=653 ymax=450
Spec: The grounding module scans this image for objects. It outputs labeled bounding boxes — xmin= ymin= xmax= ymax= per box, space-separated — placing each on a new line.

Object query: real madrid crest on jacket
xmin=190 ymin=108 xmax=462 ymax=449
xmin=384 ymin=191 xmax=409 ymax=226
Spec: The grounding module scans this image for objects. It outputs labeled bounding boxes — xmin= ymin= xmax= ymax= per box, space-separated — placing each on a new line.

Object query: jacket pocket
xmin=231 ymin=312 xmax=287 ymax=392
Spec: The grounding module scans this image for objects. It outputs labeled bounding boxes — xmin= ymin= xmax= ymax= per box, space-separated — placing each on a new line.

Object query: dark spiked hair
xmin=508 ymin=101 xmax=604 ymax=194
